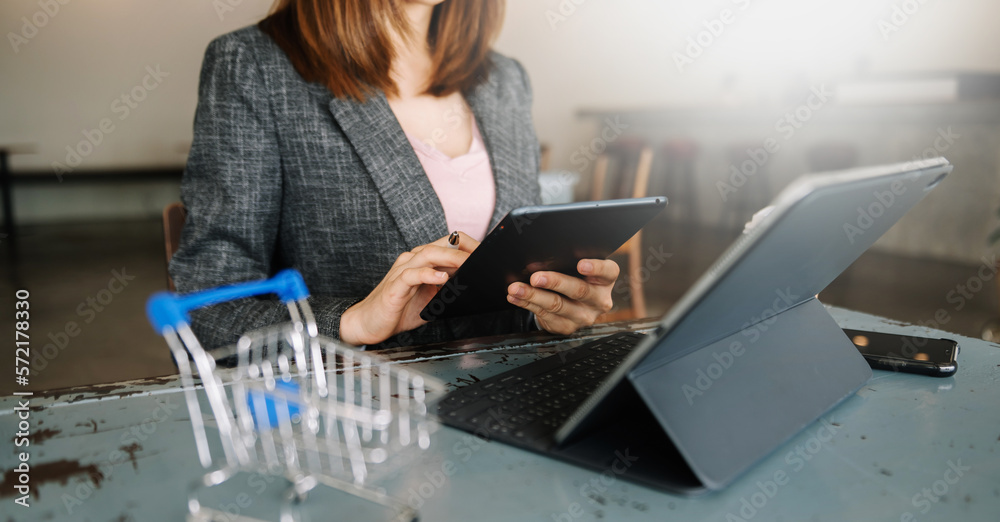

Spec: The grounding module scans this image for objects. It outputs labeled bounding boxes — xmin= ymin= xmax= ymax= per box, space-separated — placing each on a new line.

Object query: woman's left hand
xmin=506 ymin=259 xmax=619 ymax=335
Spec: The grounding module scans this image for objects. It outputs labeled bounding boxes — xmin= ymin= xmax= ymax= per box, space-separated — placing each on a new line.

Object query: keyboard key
xmin=437 ymin=332 xmax=647 ymax=443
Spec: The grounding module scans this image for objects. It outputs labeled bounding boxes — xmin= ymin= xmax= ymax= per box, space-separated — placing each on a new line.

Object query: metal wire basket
xmin=147 ymin=270 xmax=445 ymax=522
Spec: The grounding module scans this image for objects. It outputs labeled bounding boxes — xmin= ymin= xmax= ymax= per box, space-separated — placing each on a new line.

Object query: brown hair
xmin=259 ymin=0 xmax=505 ymax=101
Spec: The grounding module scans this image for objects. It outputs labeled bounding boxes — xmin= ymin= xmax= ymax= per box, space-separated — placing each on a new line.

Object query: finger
xmin=577 ymin=259 xmax=620 ymax=285
xmin=506 ymin=295 xmax=580 ymax=335
xmin=530 ymin=271 xmax=592 ymax=303
xmin=508 ymin=283 xmax=593 ymax=325
xmin=405 ymin=245 xmax=470 ymax=269
xmin=531 ymin=271 xmax=614 ymax=313
xmin=454 ymin=231 xmax=481 ymax=252
xmin=429 ymin=231 xmax=481 ymax=253
xmin=393 ymin=251 xmax=416 ymax=267
xmin=388 ymin=267 xmax=449 ymax=300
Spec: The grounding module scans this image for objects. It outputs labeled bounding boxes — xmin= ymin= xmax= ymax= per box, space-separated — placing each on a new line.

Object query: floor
xmin=1 ymin=218 xmax=996 ymax=394
xmin=0 ymin=220 xmax=175 ymax=395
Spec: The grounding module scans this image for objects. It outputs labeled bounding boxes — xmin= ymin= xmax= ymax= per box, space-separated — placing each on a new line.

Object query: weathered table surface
xmin=2 ymin=307 xmax=999 ymax=521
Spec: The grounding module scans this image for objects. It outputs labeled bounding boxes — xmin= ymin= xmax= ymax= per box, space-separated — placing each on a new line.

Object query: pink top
xmin=405 ymin=118 xmax=496 ymax=242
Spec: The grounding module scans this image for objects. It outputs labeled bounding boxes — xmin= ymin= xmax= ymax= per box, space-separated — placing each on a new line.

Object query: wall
xmin=496 ymin=0 xmax=1000 ymax=264
xmin=2 ymin=0 xmax=273 ymax=170
xmin=3 ymin=0 xmax=999 ymax=257
xmin=1 ymin=0 xmax=274 ymax=222
xmin=495 ymin=0 xmax=1000 ymax=170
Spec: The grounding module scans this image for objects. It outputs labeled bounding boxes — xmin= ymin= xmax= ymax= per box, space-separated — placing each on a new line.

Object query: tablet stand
xmin=621 ymin=297 xmax=871 ymax=490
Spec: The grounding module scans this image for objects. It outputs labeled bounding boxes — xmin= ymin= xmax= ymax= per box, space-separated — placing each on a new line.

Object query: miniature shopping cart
xmin=147 ymin=270 xmax=445 ymax=522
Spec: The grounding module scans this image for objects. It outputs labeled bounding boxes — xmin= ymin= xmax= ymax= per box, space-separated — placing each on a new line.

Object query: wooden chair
xmin=590 ymin=140 xmax=655 ymax=322
xmin=162 ymin=202 xmax=187 ymax=291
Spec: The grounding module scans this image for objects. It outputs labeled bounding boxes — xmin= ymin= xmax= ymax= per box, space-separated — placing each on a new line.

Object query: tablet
xmin=419 ymin=197 xmax=667 ymax=322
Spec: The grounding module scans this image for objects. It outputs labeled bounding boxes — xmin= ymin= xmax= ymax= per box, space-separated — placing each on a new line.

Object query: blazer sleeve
xmin=170 ymin=34 xmax=360 ymax=351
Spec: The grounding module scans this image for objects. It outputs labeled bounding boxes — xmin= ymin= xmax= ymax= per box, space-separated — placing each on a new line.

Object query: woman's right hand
xmin=339 ymin=232 xmax=479 ymax=346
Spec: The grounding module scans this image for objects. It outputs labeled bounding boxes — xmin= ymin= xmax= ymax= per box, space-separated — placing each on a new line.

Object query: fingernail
xmin=511 ymin=284 xmax=525 ymax=297
xmin=580 ymin=261 xmax=593 ymax=273
xmin=437 ymin=271 xmax=447 ymax=279
xmin=507 ymin=295 xmax=522 ymax=304
xmin=534 ymin=275 xmax=547 ymax=287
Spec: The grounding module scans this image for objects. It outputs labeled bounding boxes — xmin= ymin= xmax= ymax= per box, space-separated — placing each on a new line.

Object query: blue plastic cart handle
xmin=146 ymin=269 xmax=310 ymax=334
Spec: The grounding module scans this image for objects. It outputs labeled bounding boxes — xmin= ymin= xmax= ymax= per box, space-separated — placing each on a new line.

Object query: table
xmin=0 ymin=144 xmax=36 ymax=241
xmin=2 ymin=307 xmax=998 ymax=521
xmin=0 ymin=166 xmax=183 ymax=246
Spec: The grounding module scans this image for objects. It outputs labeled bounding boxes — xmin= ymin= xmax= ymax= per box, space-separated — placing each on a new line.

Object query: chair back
xmin=590 ymin=140 xmax=655 ymax=322
xmin=163 ymin=202 xmax=187 ymax=291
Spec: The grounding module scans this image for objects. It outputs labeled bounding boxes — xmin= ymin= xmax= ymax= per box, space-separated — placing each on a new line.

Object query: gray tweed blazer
xmin=170 ymin=25 xmax=542 ymax=350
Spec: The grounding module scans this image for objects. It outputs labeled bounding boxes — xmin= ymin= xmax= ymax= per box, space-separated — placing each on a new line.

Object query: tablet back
xmin=420 ymin=197 xmax=666 ymax=321
xmin=557 ymin=158 xmax=952 ymax=491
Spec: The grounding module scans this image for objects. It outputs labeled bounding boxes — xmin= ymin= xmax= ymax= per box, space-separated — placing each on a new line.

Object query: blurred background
xmin=1 ymin=0 xmax=999 ymax=392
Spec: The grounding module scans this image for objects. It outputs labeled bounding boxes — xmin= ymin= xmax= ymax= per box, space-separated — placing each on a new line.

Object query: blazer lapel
xmin=329 ymin=63 xmax=538 ymax=247
xmin=328 ymin=92 xmax=448 ymax=249
xmin=467 ymin=75 xmax=532 ymax=230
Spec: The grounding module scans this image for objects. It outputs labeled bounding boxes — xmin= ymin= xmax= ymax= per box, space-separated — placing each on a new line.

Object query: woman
xmin=170 ymin=0 xmax=619 ymax=350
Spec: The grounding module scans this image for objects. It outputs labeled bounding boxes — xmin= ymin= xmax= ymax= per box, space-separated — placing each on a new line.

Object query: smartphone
xmin=843 ymin=328 xmax=959 ymax=377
